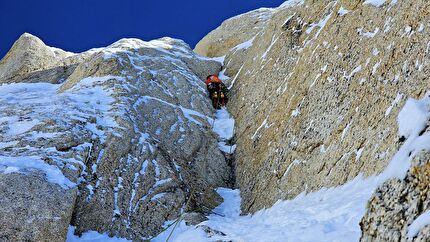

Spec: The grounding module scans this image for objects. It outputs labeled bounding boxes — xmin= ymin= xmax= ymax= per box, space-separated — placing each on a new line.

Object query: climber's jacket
xmin=205 ymin=75 xmax=224 ymax=86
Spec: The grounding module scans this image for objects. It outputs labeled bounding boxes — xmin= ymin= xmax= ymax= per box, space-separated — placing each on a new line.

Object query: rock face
xmin=0 ymin=33 xmax=86 ymax=84
xmin=194 ymin=8 xmax=275 ymax=58
xmin=360 ymin=151 xmax=430 ymax=241
xmin=0 ymin=34 xmax=231 ymax=241
xmin=197 ymin=0 xmax=430 ymax=238
xmin=4 ymin=0 xmax=430 ymax=240
xmin=0 ymin=173 xmax=76 ymax=242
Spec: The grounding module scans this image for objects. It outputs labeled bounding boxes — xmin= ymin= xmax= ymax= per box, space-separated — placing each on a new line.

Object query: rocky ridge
xmin=0 ymin=33 xmax=232 ymax=241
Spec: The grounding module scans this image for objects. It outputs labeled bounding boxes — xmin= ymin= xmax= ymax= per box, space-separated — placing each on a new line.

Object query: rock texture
xmin=197 ymin=0 xmax=430 ymax=238
xmin=360 ymin=151 xmax=430 ymax=241
xmin=194 ymin=8 xmax=275 ymax=58
xmin=0 ymin=173 xmax=76 ymax=242
xmin=0 ymin=34 xmax=231 ymax=241
xmin=4 ymin=0 xmax=430 ymax=240
xmin=0 ymin=33 xmax=90 ymax=84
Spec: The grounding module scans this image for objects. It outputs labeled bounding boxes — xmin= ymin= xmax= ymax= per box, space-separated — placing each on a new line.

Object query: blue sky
xmin=1 ymin=0 xmax=285 ymax=58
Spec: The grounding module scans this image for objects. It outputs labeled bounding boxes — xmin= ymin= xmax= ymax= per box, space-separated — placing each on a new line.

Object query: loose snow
xmin=212 ymin=109 xmax=235 ymax=140
xmin=151 ymin=176 xmax=380 ymax=242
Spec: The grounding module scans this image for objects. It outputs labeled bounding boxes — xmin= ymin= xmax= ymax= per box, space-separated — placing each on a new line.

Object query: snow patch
xmin=212 ymin=109 xmax=236 ymax=153
xmin=397 ymin=95 xmax=430 ymax=138
xmin=364 ymin=0 xmax=386 ymax=7
xmin=408 ymin=210 xmax=430 ymax=238
xmin=233 ymin=37 xmax=255 ymax=51
xmin=283 ymin=159 xmax=306 ymax=178
xmin=213 ymin=109 xmax=235 ymax=140
xmin=251 ymin=118 xmax=269 ymax=140
xmin=385 ymin=93 xmax=403 ymax=117
xmin=261 ymin=35 xmax=279 ymax=60
xmin=338 ymin=7 xmax=350 ymax=16
xmin=0 ymin=156 xmax=75 ymax=189
xmin=306 ymin=12 xmax=332 ymax=39
xmin=67 ymin=226 xmax=130 ymax=242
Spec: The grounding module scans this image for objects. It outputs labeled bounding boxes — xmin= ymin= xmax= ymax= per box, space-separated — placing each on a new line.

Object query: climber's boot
xmin=212 ymin=92 xmax=219 ymax=109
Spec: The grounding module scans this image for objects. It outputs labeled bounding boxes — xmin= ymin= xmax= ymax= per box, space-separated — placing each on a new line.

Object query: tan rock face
xmin=194 ymin=8 xmax=275 ymax=57
xmin=0 ymin=33 xmax=79 ymax=84
xmin=0 ymin=34 xmax=230 ymax=241
xmin=199 ymin=0 xmax=430 ymax=217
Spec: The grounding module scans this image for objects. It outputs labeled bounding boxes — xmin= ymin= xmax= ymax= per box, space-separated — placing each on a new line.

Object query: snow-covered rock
xmin=0 ymin=33 xmax=231 ymax=241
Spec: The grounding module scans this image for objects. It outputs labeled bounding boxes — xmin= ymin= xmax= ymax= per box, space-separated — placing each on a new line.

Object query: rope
xmin=165 ymin=216 xmax=183 ymax=242
xmin=165 ymin=188 xmax=196 ymax=242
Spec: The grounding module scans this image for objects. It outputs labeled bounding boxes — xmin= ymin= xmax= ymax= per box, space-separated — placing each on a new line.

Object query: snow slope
xmin=153 ymin=178 xmax=378 ymax=242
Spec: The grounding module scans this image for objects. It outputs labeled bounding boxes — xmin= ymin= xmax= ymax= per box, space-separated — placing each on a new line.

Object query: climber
xmin=205 ymin=74 xmax=228 ymax=109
